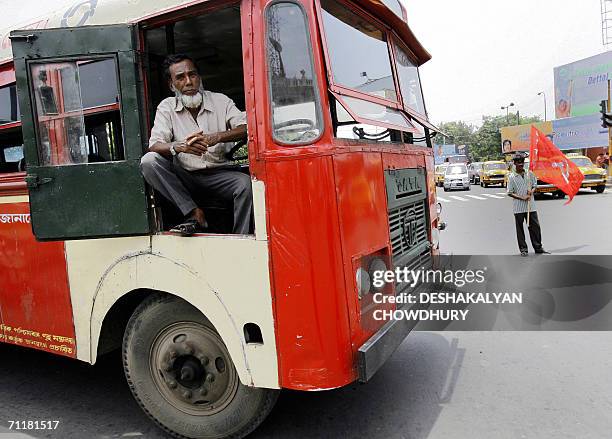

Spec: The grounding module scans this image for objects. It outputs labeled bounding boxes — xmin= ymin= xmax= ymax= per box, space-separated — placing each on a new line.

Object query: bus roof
xmin=0 ymin=0 xmax=431 ymax=66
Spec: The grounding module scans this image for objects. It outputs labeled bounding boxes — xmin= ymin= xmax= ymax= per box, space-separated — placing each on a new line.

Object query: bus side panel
xmin=266 ymin=156 xmax=354 ymax=390
xmin=0 ymin=198 xmax=76 ymax=358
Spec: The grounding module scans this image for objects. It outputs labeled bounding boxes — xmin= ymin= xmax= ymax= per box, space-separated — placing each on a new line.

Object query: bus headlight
xmin=356 ymin=267 xmax=371 ymax=299
xmin=368 ymin=257 xmax=387 ymax=292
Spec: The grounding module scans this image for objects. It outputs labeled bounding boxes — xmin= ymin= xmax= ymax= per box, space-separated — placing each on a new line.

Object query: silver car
xmin=443 ymin=163 xmax=471 ymax=192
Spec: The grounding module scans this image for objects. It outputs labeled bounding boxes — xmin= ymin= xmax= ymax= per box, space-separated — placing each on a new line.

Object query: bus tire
xmin=122 ymin=294 xmax=279 ymax=439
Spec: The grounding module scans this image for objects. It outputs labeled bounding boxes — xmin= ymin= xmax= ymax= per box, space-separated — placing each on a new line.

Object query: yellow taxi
xmin=479 ymin=160 xmax=509 ymax=187
xmin=503 ymin=159 xmax=558 ymax=196
xmin=567 ymin=153 xmax=607 ymax=193
xmin=435 ymin=163 xmax=448 ymax=187
xmin=504 ymin=154 xmax=607 ymax=198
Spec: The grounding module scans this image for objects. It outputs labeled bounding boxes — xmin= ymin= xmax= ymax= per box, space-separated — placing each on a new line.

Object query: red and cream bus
xmin=0 ymin=0 xmax=442 ymax=437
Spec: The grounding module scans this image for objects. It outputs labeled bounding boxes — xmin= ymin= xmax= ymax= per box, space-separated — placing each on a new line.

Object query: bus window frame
xmin=331 ymin=91 xmax=418 ymax=133
xmin=389 ymin=35 xmax=428 ymax=120
xmin=25 ymin=53 xmax=125 ymax=167
xmin=263 ymin=0 xmax=325 ymax=147
xmin=0 ymin=62 xmax=15 ymax=88
xmin=315 ymin=0 xmax=403 ymax=110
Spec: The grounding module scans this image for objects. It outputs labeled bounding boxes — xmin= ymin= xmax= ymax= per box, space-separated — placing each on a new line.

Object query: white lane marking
xmin=483 ymin=194 xmax=505 ymax=199
xmin=449 ymin=196 xmax=468 ymax=201
xmin=437 ymin=197 xmax=451 ymax=202
xmin=496 ymin=192 xmax=507 ymax=195
xmin=465 ymin=195 xmax=487 ymax=200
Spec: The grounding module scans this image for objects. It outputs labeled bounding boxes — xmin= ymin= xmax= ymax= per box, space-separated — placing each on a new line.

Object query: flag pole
xmin=527 ymin=191 xmax=531 ymax=225
xmin=527 ymin=160 xmax=532 ymax=225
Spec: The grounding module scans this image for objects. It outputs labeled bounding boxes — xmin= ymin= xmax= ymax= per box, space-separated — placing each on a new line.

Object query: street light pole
xmin=501 ymin=102 xmax=515 ymax=124
xmin=537 ymin=91 xmax=547 ymax=121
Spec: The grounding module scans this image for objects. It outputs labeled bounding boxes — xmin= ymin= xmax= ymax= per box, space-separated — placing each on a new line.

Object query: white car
xmin=443 ymin=163 xmax=471 ymax=192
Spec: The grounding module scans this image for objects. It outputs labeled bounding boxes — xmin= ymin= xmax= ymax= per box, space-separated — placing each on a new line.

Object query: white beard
xmin=172 ymin=84 xmax=204 ymax=109
xmin=180 ymin=91 xmax=203 ymax=109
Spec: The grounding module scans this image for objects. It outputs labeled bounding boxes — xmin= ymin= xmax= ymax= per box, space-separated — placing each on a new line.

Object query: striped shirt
xmin=507 ymin=170 xmax=537 ymax=214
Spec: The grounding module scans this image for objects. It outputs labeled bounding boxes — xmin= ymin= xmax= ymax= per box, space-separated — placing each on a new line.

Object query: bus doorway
xmin=142 ymin=3 xmax=251 ymax=234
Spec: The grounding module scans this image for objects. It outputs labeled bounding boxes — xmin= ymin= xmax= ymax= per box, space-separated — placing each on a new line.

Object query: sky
xmin=406 ymin=0 xmax=605 ymax=126
xmin=0 ymin=0 xmax=607 ymax=126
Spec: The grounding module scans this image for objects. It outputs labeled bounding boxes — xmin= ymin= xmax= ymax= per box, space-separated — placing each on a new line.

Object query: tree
xmin=470 ymin=114 xmax=542 ymax=162
xmin=436 ymin=120 xmax=476 ymax=147
xmin=434 ymin=114 xmax=543 ymax=162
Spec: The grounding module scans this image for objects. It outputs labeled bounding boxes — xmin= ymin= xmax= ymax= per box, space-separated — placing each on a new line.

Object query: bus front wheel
xmin=123 ymin=294 xmax=279 ymax=439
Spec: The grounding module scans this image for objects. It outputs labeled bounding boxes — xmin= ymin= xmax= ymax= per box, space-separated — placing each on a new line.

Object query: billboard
xmin=552 ymin=113 xmax=609 ymax=150
xmin=434 ymin=144 xmax=469 ymax=164
xmin=554 ymin=51 xmax=612 ymax=119
xmin=500 ymin=122 xmax=552 ymax=152
xmin=500 ymin=117 xmax=607 ymax=152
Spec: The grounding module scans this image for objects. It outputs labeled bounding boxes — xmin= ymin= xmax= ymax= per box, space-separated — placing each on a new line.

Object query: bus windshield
xmin=320 ymin=0 xmax=426 ymax=121
xmin=321 ymin=0 xmax=397 ymax=101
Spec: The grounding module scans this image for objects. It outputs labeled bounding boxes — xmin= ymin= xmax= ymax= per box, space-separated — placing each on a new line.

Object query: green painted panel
xmin=27 ymin=160 xmax=150 ymax=240
xmin=11 ymin=24 xmax=153 ymax=240
xmin=11 ymin=26 xmax=136 ymax=59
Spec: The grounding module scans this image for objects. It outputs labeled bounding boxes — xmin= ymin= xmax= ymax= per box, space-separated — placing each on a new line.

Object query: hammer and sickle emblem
xmin=552 ymin=160 xmax=570 ymax=184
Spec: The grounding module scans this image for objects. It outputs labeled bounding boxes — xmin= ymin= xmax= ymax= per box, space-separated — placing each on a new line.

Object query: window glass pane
xmin=321 ymin=0 xmax=396 ymax=101
xmin=395 ymin=44 xmax=426 ymax=115
xmin=0 ymin=85 xmax=20 ymax=124
xmin=341 ymin=95 xmax=415 ymax=131
xmin=79 ymin=59 xmax=120 ymax=108
xmin=267 ymin=2 xmax=322 ymax=144
xmin=30 ymin=58 xmax=124 ymax=166
xmin=0 ymin=137 xmax=25 ymax=173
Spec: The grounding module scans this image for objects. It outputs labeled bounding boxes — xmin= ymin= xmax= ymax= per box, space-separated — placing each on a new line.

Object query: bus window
xmin=0 ymin=84 xmax=19 ymax=125
xmin=30 ymin=58 xmax=123 ymax=166
xmin=266 ymin=2 xmax=323 ymax=144
xmin=394 ymin=42 xmax=426 ymax=116
xmin=321 ymin=0 xmax=397 ymax=102
xmin=0 ymin=128 xmax=24 ymax=173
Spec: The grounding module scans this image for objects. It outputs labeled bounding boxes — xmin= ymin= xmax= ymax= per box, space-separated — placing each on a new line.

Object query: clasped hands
xmin=174 ymin=131 xmax=222 ymax=156
xmin=520 ymin=189 xmax=534 ymax=201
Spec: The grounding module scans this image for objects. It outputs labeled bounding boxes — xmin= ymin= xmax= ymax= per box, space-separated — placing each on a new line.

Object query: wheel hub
xmin=150 ymin=322 xmax=238 ymax=416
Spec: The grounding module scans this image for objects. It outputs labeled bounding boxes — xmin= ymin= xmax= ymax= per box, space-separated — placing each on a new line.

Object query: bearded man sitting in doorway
xmin=140 ymin=54 xmax=252 ymax=235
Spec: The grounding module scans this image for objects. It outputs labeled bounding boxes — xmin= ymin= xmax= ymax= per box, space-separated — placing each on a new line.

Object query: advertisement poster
xmin=554 ymin=51 xmax=612 ymax=118
xmin=434 ymin=143 xmax=469 ymax=164
xmin=500 ymin=121 xmax=552 ymax=152
xmin=552 ymin=113 xmax=609 ymax=150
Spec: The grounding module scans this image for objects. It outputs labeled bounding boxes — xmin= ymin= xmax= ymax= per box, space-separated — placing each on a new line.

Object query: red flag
xmin=529 ymin=126 xmax=583 ymax=204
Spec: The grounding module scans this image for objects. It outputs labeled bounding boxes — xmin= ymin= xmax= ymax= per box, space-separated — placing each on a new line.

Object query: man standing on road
xmin=506 ymin=153 xmax=549 ymax=256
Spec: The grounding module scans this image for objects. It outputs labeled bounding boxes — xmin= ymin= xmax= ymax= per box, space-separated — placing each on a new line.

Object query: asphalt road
xmin=436 ymin=183 xmax=612 ymax=254
xmin=1 ymin=332 xmax=611 ymax=439
xmin=1 ymin=184 xmax=610 ymax=439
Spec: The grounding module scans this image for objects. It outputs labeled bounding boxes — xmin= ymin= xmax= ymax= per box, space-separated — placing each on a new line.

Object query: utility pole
xmin=609 ymin=80 xmax=611 ymax=179
xmin=538 ymin=91 xmax=547 ymax=121
xmin=501 ymin=103 xmax=514 ymax=125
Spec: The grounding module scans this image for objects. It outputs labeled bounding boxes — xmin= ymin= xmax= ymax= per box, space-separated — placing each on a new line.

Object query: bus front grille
xmin=385 ymin=168 xmax=432 ymax=283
